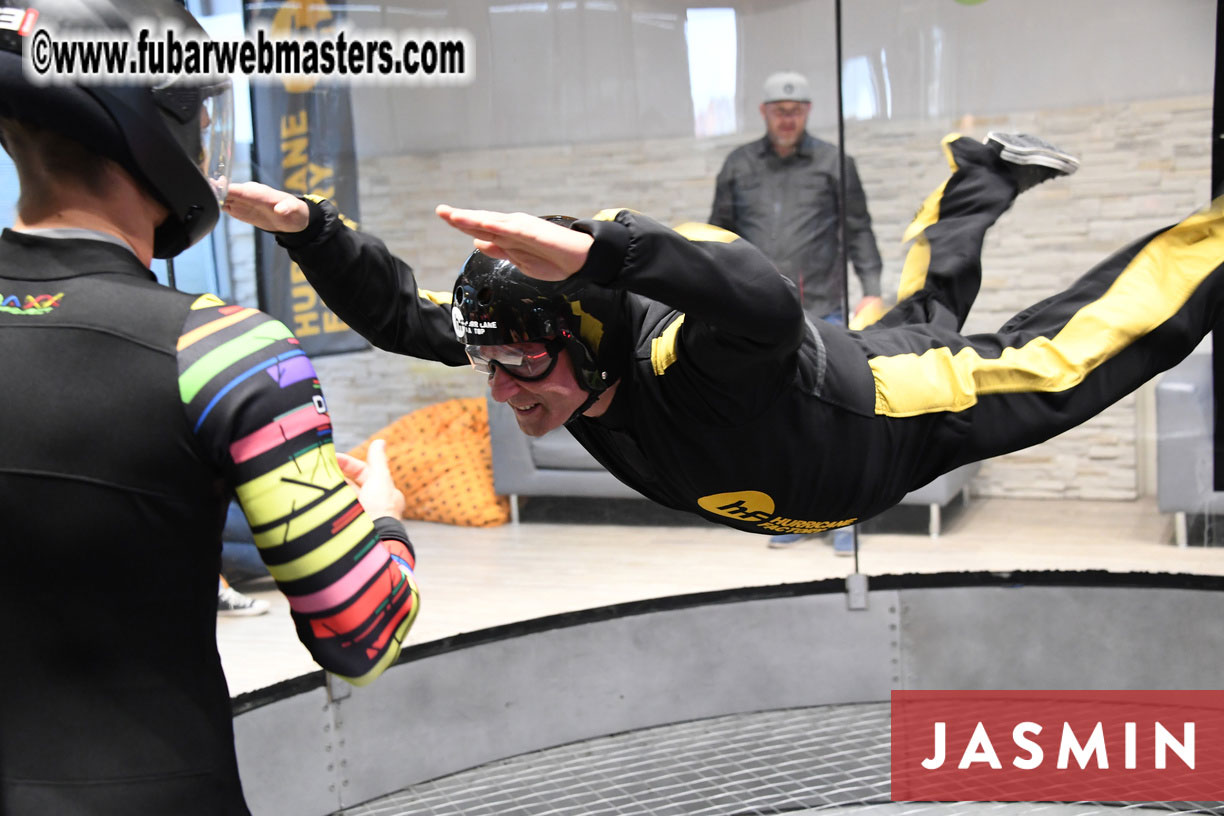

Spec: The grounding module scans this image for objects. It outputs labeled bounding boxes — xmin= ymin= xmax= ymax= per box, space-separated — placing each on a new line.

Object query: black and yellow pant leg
xmin=873 ymin=133 xmax=1020 ymax=333
xmin=869 ymin=197 xmax=1224 ymax=469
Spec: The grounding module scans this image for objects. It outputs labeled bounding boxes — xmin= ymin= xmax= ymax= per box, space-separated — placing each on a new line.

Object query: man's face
xmin=760 ymin=100 xmax=810 ymax=155
xmin=485 ymin=342 xmax=590 ymax=437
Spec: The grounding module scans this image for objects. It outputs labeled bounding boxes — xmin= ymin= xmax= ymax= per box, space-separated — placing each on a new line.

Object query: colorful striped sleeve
xmin=177 ymin=294 xmax=419 ymax=686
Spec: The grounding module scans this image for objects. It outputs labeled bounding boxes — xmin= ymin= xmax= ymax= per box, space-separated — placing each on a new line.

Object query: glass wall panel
xmin=221 ymin=0 xmax=1221 ymax=633
xmin=840 ymin=0 xmax=1217 ymax=554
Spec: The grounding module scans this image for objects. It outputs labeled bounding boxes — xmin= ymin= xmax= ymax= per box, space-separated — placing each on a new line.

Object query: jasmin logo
xmin=1 ymin=292 xmax=64 ymax=315
xmin=891 ymin=690 xmax=1224 ymax=802
xmin=922 ymin=719 xmax=1194 ymax=771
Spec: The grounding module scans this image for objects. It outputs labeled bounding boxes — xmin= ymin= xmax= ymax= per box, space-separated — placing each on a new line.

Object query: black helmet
xmin=451 ymin=218 xmax=627 ymax=396
xmin=0 ymin=0 xmax=233 ymax=258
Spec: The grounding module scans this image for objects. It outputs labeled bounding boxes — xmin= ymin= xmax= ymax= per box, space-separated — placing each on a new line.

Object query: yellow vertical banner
xmin=244 ymin=0 xmax=368 ymax=355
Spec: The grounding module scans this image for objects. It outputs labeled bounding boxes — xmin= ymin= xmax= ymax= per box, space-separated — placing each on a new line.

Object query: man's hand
xmin=850 ymin=295 xmax=886 ymax=330
xmin=436 ymin=204 xmax=594 ymax=282
xmin=223 ymin=181 xmax=310 ymax=234
xmin=336 ymin=439 xmax=406 ymax=520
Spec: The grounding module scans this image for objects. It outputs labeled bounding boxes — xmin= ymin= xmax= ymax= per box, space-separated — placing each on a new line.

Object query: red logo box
xmin=891 ymin=690 xmax=1224 ymax=802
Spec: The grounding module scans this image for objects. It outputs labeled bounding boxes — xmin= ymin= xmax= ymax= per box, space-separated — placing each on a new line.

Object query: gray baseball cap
xmin=763 ymin=71 xmax=811 ymax=103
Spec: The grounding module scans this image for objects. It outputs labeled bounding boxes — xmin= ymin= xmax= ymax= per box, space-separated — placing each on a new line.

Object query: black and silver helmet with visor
xmin=0 ymin=0 xmax=233 ymax=258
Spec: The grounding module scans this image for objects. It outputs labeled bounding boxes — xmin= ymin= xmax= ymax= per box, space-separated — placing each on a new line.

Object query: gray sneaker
xmin=218 ymin=584 xmax=270 ymax=616
xmin=985 ymin=132 xmax=1080 ymax=193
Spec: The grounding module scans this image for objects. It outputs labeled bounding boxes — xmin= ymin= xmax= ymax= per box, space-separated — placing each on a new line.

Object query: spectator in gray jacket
xmin=709 ymin=71 xmax=884 ymax=551
xmin=710 ymin=71 xmax=883 ymax=326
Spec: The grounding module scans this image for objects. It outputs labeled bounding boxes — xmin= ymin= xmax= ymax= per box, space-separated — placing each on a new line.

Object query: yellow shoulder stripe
xmin=190 ymin=293 xmax=227 ymax=310
xmin=419 ymin=288 xmax=453 ymax=306
xmin=650 ymin=314 xmax=686 ymax=375
xmin=672 ymin=222 xmax=740 ymax=244
xmin=587 ymin=212 xmax=738 ymax=245
xmin=591 ymin=208 xmax=638 ymax=222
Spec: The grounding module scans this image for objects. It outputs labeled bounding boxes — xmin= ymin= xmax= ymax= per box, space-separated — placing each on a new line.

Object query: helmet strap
xmin=567 ymin=388 xmax=605 ymax=424
xmin=555 ymin=328 xmax=613 ymax=423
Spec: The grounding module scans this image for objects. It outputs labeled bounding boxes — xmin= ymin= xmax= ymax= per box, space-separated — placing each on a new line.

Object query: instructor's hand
xmin=223 ymin=182 xmax=310 ymax=234
xmin=436 ymin=204 xmax=594 ymax=282
xmin=336 ymin=439 xmax=406 ymax=520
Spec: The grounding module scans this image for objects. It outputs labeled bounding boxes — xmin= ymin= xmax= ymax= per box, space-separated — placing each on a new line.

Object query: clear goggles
xmin=465 ymin=337 xmax=565 ymax=381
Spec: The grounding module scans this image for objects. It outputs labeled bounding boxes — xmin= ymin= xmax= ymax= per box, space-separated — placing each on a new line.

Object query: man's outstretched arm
xmin=224 ymin=183 xmax=467 ymax=365
xmin=435 ymin=203 xmax=595 ymax=282
xmin=438 ymin=204 xmax=804 ymax=351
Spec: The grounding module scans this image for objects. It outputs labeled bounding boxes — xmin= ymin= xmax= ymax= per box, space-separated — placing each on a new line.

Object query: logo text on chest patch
xmin=0 ymin=292 xmax=64 ymax=315
xmin=697 ymin=489 xmax=855 ymax=534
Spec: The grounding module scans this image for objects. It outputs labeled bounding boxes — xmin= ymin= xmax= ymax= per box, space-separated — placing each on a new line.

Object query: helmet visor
xmin=198 ymin=78 xmax=233 ymax=205
xmin=154 ymin=74 xmax=234 ymax=206
xmin=466 ymin=338 xmax=565 ymax=381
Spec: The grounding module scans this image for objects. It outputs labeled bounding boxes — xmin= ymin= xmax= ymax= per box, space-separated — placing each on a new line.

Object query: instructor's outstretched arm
xmin=223 ymin=181 xmax=310 ymax=234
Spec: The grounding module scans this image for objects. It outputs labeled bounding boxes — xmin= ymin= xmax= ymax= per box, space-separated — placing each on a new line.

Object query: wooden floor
xmin=217 ymin=496 xmax=1224 ymax=696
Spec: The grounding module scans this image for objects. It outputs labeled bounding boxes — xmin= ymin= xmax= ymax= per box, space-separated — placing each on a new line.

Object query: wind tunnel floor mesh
xmin=336 ymin=702 xmax=1221 ymax=816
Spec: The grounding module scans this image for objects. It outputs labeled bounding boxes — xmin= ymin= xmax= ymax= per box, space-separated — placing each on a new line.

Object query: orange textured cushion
xmin=348 ymin=398 xmax=510 ymax=527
